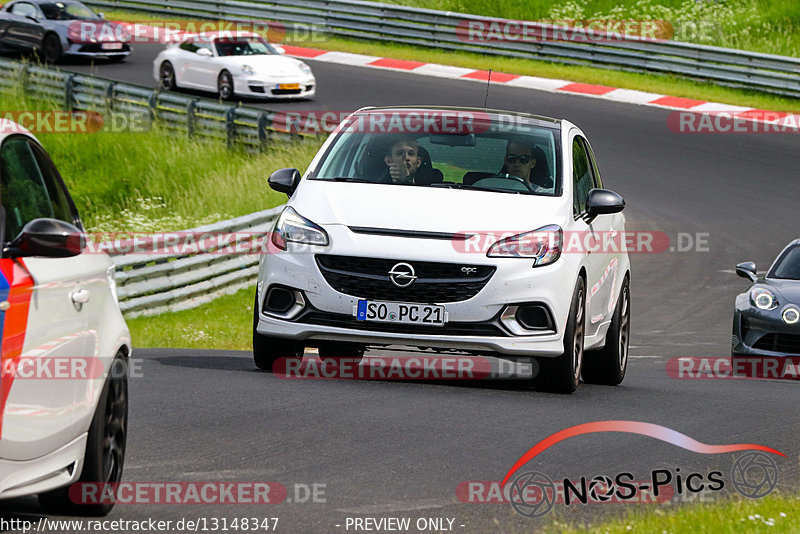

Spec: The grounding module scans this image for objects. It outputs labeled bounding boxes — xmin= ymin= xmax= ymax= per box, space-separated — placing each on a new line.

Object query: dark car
xmin=732 ymin=240 xmax=800 ymax=365
xmin=0 ymin=0 xmax=131 ymax=62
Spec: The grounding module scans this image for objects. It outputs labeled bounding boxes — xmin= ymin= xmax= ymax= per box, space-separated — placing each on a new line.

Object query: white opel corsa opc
xmin=254 ymin=107 xmax=631 ymax=393
xmin=153 ymin=31 xmax=316 ymax=100
xmin=0 ymin=124 xmax=131 ymax=514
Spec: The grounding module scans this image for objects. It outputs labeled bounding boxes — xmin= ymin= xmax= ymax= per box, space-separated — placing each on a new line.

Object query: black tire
xmin=218 ymin=70 xmax=234 ymax=101
xmin=253 ymin=295 xmax=302 ymax=371
xmin=41 ymin=33 xmax=62 ymax=63
xmin=38 ymin=351 xmax=128 ymax=516
xmin=534 ymin=277 xmax=585 ymax=394
xmin=159 ymin=61 xmax=176 ymax=91
xmin=318 ymin=342 xmax=365 ymax=363
xmin=583 ymin=276 xmax=630 ymax=385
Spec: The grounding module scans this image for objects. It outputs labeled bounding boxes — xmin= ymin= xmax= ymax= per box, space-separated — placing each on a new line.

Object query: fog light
xmin=263 ymin=286 xmax=305 ymax=319
xmin=782 ymin=306 xmax=799 ymax=325
xmin=500 ymin=303 xmax=555 ymax=335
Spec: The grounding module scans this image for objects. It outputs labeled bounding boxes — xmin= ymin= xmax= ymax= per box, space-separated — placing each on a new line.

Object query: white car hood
xmin=289 ymin=181 xmax=567 ymax=235
xmin=222 ymin=55 xmax=307 ymax=76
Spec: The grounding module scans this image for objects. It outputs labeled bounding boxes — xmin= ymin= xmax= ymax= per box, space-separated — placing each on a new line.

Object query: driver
xmin=503 ymin=138 xmax=537 ymax=184
xmin=383 ymin=137 xmax=422 ymax=184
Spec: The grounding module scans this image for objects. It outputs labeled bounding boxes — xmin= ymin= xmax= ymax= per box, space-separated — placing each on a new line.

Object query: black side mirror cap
xmin=735 ymin=261 xmax=758 ymax=282
xmin=4 ymin=218 xmax=85 ymax=258
xmin=585 ymin=189 xmax=625 ymax=220
xmin=268 ymin=168 xmax=301 ymax=196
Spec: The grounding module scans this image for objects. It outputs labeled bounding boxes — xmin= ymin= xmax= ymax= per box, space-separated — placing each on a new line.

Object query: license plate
xmin=355 ymin=300 xmax=446 ymax=326
xmin=278 ymin=83 xmax=300 ymax=90
xmin=101 ymin=42 xmax=123 ymax=50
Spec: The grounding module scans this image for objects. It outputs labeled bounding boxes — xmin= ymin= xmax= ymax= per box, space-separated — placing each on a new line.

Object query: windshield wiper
xmin=330 ymin=177 xmax=378 ymax=183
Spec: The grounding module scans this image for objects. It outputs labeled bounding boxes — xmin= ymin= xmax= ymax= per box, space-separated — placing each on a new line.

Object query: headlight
xmin=782 ymin=306 xmax=800 ymax=325
xmin=298 ymin=62 xmax=312 ymax=75
xmin=750 ymin=287 xmax=778 ymax=310
xmin=241 ymin=64 xmax=256 ymax=75
xmin=487 ymin=224 xmax=562 ymax=266
xmin=270 ymin=207 xmax=329 ymax=250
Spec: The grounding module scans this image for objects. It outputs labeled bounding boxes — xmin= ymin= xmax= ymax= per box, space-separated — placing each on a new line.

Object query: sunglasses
xmin=506 ymin=154 xmax=533 ymax=164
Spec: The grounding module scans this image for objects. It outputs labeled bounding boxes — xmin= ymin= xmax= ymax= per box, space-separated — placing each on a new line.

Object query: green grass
xmin=102 ymin=8 xmax=800 ymax=113
xmin=127 ymin=286 xmax=254 ymax=350
xmin=542 ymin=492 xmax=800 ymax=533
xmin=373 ymin=0 xmax=800 ymax=58
xmin=0 ymin=83 xmax=322 ymax=231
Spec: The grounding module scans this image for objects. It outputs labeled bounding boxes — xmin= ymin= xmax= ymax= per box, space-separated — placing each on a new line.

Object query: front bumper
xmin=65 ymin=41 xmax=131 ymax=59
xmin=0 ymin=434 xmax=86 ymax=500
xmin=732 ymin=295 xmax=800 ymax=357
xmin=234 ymin=74 xmax=316 ymax=99
xmin=255 ymin=227 xmax=582 ymax=357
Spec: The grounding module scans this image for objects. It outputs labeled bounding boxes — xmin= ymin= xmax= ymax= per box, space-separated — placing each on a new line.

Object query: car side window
xmin=572 ymin=136 xmax=595 ymax=216
xmin=10 ymin=2 xmax=38 ymax=17
xmin=0 ymin=137 xmax=76 ymax=241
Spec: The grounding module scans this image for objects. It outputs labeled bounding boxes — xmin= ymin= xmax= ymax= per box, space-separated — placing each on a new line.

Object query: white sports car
xmin=0 ymin=123 xmax=131 ymax=514
xmin=254 ymin=106 xmax=631 ymax=393
xmin=153 ymin=31 xmax=316 ymax=100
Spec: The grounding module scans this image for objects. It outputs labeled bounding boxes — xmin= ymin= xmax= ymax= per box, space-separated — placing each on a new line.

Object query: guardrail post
xmin=257 ymin=112 xmax=269 ymax=150
xmin=148 ymin=91 xmax=158 ymax=122
xmin=226 ymin=107 xmax=237 ymax=149
xmin=187 ymin=99 xmax=197 ymax=137
xmin=104 ymin=82 xmax=115 ymax=114
xmin=65 ymin=74 xmax=76 ymax=110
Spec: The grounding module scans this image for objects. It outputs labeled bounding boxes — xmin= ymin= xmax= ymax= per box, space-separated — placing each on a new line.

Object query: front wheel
xmin=38 ymin=351 xmax=128 ymax=516
xmin=253 ymin=295 xmax=303 ymax=371
xmin=218 ymin=70 xmax=234 ymax=101
xmin=534 ymin=277 xmax=585 ymax=393
xmin=583 ymin=276 xmax=630 ymax=385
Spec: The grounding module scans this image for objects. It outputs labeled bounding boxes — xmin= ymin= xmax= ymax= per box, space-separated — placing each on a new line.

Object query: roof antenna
xmin=483 ymin=69 xmax=492 ymax=109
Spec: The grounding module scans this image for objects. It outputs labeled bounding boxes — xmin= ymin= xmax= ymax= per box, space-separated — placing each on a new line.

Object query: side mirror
xmin=735 ymin=261 xmax=758 ymax=282
xmin=196 ymin=48 xmax=212 ymax=57
xmin=268 ymin=168 xmax=301 ymax=196
xmin=585 ymin=188 xmax=625 ymax=220
xmin=5 ymin=218 xmax=84 ymax=258
xmin=273 ymin=45 xmax=286 ymax=55
xmin=97 ymin=11 xmax=104 ymax=19
xmin=26 ymin=15 xmax=38 ymax=22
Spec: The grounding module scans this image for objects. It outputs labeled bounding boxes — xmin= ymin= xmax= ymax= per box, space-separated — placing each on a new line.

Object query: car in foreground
xmin=0 ymin=0 xmax=131 ymax=62
xmin=253 ymin=106 xmax=631 ymax=393
xmin=0 ymin=123 xmax=131 ymax=514
xmin=153 ymin=31 xmax=316 ymax=100
xmin=733 ymin=241 xmax=800 ymax=362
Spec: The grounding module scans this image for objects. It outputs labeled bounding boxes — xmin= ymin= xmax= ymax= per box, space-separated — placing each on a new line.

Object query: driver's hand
xmin=389 ymin=162 xmax=411 ymax=183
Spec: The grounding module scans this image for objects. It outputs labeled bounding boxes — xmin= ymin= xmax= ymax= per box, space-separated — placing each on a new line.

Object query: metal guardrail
xmin=82 ymin=0 xmax=800 ymax=98
xmin=0 ymin=57 xmax=299 ymax=149
xmin=109 ymin=205 xmax=284 ymax=317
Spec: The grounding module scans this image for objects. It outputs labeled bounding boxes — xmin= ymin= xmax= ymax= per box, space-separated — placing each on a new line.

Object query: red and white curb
xmin=281 ymin=44 xmax=798 ymax=128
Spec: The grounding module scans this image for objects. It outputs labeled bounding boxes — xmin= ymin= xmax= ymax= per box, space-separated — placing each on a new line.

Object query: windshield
xmin=214 ymin=37 xmax=276 ymax=56
xmin=40 ymin=1 xmax=96 ymax=19
xmin=769 ymin=245 xmax=800 ymax=280
xmin=309 ymin=110 xmax=561 ymax=196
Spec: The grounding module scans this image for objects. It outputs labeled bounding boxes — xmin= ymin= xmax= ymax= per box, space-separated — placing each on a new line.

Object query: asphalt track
xmin=2 ymin=43 xmax=800 ymax=532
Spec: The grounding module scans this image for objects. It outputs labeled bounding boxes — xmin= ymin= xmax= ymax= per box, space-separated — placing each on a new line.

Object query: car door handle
xmin=71 ymin=288 xmax=90 ymax=304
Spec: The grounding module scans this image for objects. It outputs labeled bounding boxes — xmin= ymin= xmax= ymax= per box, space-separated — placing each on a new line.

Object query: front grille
xmin=297 ymin=310 xmax=509 ymax=337
xmin=249 ymin=85 xmax=266 ymax=93
xmin=272 ymin=88 xmax=302 ymax=95
xmin=752 ymin=333 xmax=800 ymax=354
xmin=315 ymin=254 xmax=495 ymax=303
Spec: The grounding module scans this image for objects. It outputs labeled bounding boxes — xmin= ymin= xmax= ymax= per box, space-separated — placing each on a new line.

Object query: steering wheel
xmin=483 ymin=173 xmax=533 ymax=191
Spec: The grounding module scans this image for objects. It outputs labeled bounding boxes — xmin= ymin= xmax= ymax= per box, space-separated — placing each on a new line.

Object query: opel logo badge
xmin=388 ymin=262 xmax=417 ymax=288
